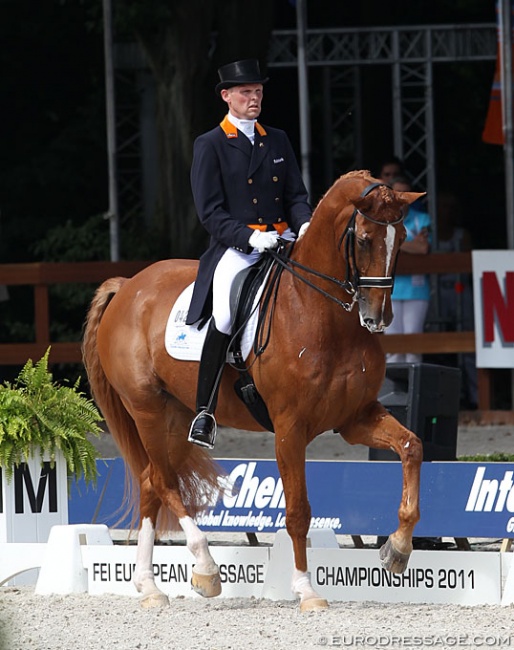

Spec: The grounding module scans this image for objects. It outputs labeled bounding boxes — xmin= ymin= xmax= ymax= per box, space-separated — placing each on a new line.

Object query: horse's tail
xmin=82 ymin=277 xmax=149 ymax=524
xmin=83 ymin=276 xmax=223 ymax=533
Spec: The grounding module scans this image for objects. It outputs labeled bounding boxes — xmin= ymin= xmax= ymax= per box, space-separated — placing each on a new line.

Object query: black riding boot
xmin=188 ymin=320 xmax=231 ymax=449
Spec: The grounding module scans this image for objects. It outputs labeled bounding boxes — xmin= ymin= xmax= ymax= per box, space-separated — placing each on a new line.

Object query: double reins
xmin=267 ymin=242 xmax=357 ymax=312
xmin=268 ymin=181 xmax=404 ymax=312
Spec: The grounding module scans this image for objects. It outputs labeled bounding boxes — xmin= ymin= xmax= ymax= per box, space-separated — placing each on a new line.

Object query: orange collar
xmin=219 ymin=115 xmax=267 ymax=139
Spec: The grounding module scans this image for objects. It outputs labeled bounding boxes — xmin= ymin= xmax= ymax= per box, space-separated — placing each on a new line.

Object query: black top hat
xmin=215 ymin=59 xmax=269 ymax=95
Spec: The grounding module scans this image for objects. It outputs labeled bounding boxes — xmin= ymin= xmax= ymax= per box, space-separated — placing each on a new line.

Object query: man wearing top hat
xmin=186 ymin=57 xmax=312 ymax=449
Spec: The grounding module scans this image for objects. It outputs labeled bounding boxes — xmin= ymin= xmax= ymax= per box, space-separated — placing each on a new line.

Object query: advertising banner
xmin=80 ymin=543 xmax=502 ymax=605
xmin=69 ymin=458 xmax=514 ymax=540
xmin=472 ymin=250 xmax=514 ymax=367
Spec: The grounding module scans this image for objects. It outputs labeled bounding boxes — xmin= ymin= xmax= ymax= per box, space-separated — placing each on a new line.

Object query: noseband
xmin=337 ymin=182 xmax=404 ymax=293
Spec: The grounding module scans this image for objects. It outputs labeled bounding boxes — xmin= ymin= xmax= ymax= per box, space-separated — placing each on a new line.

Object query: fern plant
xmin=0 ymin=349 xmax=102 ymax=484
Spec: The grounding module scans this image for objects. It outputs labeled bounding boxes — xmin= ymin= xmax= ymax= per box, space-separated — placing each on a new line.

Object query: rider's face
xmin=222 ymin=84 xmax=263 ymax=120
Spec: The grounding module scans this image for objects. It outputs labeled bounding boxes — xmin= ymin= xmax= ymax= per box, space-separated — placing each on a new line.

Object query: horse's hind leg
xmin=149 ymin=462 xmax=221 ymax=598
xmin=131 ymin=405 xmax=221 ymax=606
xmin=134 ymin=466 xmax=221 ymax=607
xmin=341 ymin=401 xmax=422 ymax=573
xmin=133 ymin=469 xmax=170 ymax=608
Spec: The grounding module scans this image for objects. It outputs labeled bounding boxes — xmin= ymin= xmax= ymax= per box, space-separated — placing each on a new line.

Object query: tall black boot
xmin=188 ymin=319 xmax=231 ymax=449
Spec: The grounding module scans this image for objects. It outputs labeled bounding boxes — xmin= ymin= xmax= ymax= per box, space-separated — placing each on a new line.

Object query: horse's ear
xmin=397 ymin=191 xmax=426 ymax=206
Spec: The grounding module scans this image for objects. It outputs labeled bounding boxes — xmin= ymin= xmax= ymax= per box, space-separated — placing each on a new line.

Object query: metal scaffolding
xmin=113 ymin=23 xmax=496 ymax=229
xmin=268 ymin=23 xmax=496 ymax=224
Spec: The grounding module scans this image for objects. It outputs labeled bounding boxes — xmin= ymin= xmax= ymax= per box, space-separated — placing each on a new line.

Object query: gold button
xmin=248 ymin=178 xmax=253 ymax=184
xmin=275 ymin=197 xmax=280 ymax=203
xmin=258 ymin=217 xmax=263 ymax=223
xmin=277 ymin=217 xmax=282 ymax=222
xmin=253 ymin=198 xmax=258 ymax=204
xmin=273 ymin=176 xmax=278 ymax=182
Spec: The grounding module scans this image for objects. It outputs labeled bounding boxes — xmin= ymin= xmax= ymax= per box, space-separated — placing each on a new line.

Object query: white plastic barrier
xmin=1 ymin=525 xmax=514 ymax=607
xmin=0 ymin=543 xmax=47 ymax=586
xmin=35 ymin=523 xmax=112 ymax=595
xmin=0 ymin=451 xmax=69 ymax=585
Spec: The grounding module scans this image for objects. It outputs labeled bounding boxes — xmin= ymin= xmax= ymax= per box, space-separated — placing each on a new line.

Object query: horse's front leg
xmin=341 ymin=401 xmax=423 ymax=573
xmin=275 ymin=429 xmax=329 ymax=612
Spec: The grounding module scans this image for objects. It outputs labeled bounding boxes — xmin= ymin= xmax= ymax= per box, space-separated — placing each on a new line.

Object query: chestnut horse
xmin=82 ymin=170 xmax=424 ymax=611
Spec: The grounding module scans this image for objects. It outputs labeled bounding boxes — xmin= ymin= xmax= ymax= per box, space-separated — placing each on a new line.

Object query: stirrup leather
xmin=188 ymin=410 xmax=217 ymax=449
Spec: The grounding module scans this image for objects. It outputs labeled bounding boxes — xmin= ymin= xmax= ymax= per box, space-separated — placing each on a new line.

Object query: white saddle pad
xmin=164 ymin=282 xmax=262 ymax=362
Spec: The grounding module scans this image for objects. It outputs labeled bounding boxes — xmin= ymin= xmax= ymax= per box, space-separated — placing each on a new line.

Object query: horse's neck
xmin=284 ymin=212 xmax=354 ymax=320
xmin=293 ymin=207 xmax=347 ymax=282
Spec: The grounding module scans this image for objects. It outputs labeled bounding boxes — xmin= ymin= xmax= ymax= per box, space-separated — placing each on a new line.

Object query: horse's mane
xmin=312 ymin=169 xmax=395 ymax=219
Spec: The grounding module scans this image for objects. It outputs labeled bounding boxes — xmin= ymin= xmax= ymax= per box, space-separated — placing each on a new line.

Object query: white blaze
xmin=384 ymin=224 xmax=396 ymax=275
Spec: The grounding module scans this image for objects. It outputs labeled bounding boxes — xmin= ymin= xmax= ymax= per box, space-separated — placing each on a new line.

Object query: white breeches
xmin=385 ymin=299 xmax=429 ymax=363
xmin=212 ymin=228 xmax=294 ymax=335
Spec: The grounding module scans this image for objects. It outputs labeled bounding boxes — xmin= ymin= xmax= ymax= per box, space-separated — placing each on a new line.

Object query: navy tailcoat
xmin=186 ymin=116 xmax=311 ymax=326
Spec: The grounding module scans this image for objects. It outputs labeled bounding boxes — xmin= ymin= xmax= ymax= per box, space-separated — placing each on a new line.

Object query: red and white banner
xmin=472 ymin=250 xmax=514 ymax=367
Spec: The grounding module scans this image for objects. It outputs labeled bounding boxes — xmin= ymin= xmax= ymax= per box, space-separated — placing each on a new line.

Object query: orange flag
xmin=482 ymin=44 xmax=504 ymax=145
xmin=483 ymin=2 xmax=514 ymax=145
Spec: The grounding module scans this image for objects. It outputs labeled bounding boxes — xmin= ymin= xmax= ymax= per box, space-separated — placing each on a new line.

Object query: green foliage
xmin=0 ymin=349 xmax=102 ymax=484
xmin=28 ymin=211 xmax=157 ymax=348
xmin=458 ymin=453 xmax=514 ymax=463
xmin=32 ymin=212 xmax=159 ymax=264
xmin=32 ymin=213 xmax=110 ymax=262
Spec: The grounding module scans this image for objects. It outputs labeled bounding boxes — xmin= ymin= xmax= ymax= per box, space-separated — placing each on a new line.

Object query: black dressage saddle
xmin=228 ymin=247 xmax=290 ymax=433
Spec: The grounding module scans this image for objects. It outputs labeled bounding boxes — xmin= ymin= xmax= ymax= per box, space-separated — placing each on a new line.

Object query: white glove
xmin=248 ymin=230 xmax=280 ymax=253
xmin=298 ymin=221 xmax=310 ymax=238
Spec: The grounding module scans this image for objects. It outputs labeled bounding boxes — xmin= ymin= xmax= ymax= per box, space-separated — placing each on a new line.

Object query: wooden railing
xmin=380 ymin=251 xmax=473 ymax=355
xmin=0 ymin=261 xmax=149 ymax=365
xmin=0 ymin=253 xmax=494 ymax=409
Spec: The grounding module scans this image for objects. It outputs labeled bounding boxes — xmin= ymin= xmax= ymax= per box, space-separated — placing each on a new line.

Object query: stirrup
xmin=188 ymin=410 xmax=217 ymax=449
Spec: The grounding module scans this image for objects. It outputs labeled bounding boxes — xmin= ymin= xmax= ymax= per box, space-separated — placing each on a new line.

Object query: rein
xmin=246 ymin=181 xmax=404 ymax=360
xmin=267 ymin=243 xmax=357 ymax=312
xmin=337 ymin=182 xmax=404 ymax=292
xmin=267 ymin=181 xmax=404 ymax=313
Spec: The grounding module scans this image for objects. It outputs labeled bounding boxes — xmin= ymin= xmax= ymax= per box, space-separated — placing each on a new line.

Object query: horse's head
xmin=336 ymin=171 xmax=424 ymax=333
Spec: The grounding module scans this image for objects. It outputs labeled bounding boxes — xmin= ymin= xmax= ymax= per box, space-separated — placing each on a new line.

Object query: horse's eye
xmin=356 ymin=237 xmax=369 ymax=248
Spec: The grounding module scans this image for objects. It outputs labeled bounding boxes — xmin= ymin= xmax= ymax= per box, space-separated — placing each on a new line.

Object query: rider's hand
xmin=248 ymin=230 xmax=280 ymax=253
xmin=298 ymin=221 xmax=310 ymax=238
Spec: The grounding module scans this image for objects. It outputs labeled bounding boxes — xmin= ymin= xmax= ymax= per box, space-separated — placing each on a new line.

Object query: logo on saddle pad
xmin=164 ymin=282 xmax=261 ymax=362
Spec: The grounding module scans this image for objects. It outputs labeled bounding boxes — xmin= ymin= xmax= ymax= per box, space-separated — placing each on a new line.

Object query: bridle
xmin=268 ymin=181 xmax=405 ymax=313
xmin=337 ymin=182 xmax=404 ymax=293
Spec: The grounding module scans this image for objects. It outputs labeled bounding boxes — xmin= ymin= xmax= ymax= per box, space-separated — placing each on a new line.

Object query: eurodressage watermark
xmin=316 ymin=635 xmax=513 ymax=647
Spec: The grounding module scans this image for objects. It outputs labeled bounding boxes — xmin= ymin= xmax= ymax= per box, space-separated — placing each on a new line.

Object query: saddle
xmin=228 ymin=244 xmax=290 ymax=432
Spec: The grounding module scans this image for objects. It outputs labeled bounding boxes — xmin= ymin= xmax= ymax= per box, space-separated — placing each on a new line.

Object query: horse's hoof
xmin=191 ymin=569 xmax=222 ymax=598
xmin=140 ymin=592 xmax=170 ymax=609
xmin=300 ymin=597 xmax=329 ymax=613
xmin=379 ymin=537 xmax=411 ymax=574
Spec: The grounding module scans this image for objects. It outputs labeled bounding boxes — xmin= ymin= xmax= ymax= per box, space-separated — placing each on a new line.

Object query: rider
xmin=186 ymin=58 xmax=312 ymax=449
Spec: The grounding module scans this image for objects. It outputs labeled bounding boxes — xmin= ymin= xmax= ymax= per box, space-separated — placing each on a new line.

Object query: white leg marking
xmin=180 ymin=516 xmax=218 ymax=575
xmin=292 ymin=568 xmax=323 ymax=602
xmin=133 ymin=517 xmax=159 ymax=594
